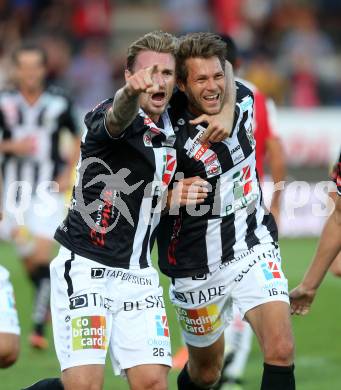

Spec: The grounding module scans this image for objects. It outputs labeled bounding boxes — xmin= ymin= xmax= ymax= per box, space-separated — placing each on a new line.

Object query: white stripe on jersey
xmin=129 ymin=195 xmax=154 ymax=269
xmin=129 ymin=111 xmax=176 ymax=269
xmin=206 ymin=218 xmax=223 ymax=264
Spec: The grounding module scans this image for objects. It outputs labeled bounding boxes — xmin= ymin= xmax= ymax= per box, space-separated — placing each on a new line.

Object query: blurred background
xmin=0 ymin=0 xmax=340 ymax=389
xmin=1 ymin=0 xmax=340 ymax=234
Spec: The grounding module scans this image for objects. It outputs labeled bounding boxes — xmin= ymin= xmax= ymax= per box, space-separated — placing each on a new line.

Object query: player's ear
xmin=177 ymin=78 xmax=186 ymax=93
xmin=125 ymin=69 xmax=132 ymax=82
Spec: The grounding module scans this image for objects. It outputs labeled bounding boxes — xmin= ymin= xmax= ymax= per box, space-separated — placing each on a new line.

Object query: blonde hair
xmin=127 ymin=31 xmax=178 ymax=71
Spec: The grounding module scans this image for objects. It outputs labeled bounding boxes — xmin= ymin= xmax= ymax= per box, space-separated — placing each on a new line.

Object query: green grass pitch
xmin=0 ymin=238 xmax=340 ymax=389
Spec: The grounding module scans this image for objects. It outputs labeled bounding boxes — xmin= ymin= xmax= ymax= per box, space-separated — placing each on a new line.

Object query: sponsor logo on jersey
xmin=155 ymin=314 xmax=169 ymax=337
xmin=260 ymin=260 xmax=282 ymax=280
xmin=194 ymin=143 xmax=210 ymax=161
xmin=90 ymin=268 xmax=153 ymax=285
xmin=72 ymin=316 xmax=107 ymax=350
xmin=123 ymin=295 xmax=165 ymax=311
xmin=162 ymin=152 xmax=176 ymax=185
xmin=69 ymin=294 xmax=88 ymax=310
xmin=176 ymin=304 xmax=221 ymax=335
xmin=69 ymin=293 xmax=113 ymax=311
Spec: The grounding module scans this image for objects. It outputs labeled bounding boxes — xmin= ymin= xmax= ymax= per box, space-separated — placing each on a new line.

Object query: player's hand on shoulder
xmin=289 ymin=284 xmax=316 ymax=316
xmin=125 ymin=65 xmax=160 ymax=96
xmin=190 ymin=113 xmax=232 ymax=144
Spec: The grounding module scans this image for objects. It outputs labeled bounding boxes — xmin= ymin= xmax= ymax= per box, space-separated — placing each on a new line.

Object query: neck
xmin=149 ymin=114 xmax=160 ymax=123
xmin=20 ymin=86 xmax=43 ymax=105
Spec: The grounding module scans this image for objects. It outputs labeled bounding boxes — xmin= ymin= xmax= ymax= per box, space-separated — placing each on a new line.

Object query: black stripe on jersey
xmin=17 ymin=106 xmax=23 ymax=125
xmin=15 ymin=159 xmax=23 ymax=203
xmin=50 ymin=129 xmax=61 ymax=180
xmin=262 ymin=213 xmax=278 ymax=242
xmin=37 ymin=107 xmax=46 ymax=126
xmin=33 ymin=162 xmax=40 ymax=193
xmin=221 ymin=213 xmax=236 ymax=261
xmin=64 ymin=251 xmax=75 ymax=297
xmin=139 ymin=192 xmax=159 ymax=268
xmin=245 ymin=206 xmax=260 ymax=249
xmin=237 ymin=113 xmax=253 ymax=157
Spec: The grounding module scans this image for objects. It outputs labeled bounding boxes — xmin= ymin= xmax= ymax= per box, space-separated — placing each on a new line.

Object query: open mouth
xmin=203 ymin=94 xmax=220 ymax=103
xmin=152 ymin=92 xmax=166 ymax=102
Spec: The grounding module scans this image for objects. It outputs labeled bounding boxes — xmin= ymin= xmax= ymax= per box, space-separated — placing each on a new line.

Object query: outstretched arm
xmin=105 ymin=65 xmax=160 ymax=137
xmin=290 ymin=194 xmax=341 ymax=315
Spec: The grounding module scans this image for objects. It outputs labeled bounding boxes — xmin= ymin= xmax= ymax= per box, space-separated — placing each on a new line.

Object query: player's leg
xmin=0 ymin=266 xmax=20 ymax=368
xmin=233 ymin=244 xmax=295 ymax=390
xmin=48 ymin=247 xmax=110 ymax=390
xmin=169 ymin=271 xmax=230 ymax=389
xmin=62 ymin=365 xmax=105 ymax=390
xmin=126 ymin=364 xmax=169 ymax=390
xmin=246 ymin=301 xmax=295 ymax=390
xmin=111 ymin=267 xmax=172 ymax=390
xmin=218 ymin=310 xmax=253 ymax=387
xmin=22 ymin=366 xmax=104 ymax=390
xmin=23 ymin=236 xmax=54 ymax=349
xmin=177 ymin=334 xmax=225 ymax=389
xmin=0 ymin=333 xmax=20 ymax=368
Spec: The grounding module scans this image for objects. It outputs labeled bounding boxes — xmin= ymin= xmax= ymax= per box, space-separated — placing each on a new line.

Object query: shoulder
xmin=236 ymin=80 xmax=254 ymax=102
xmin=45 ymin=85 xmax=75 ymax=107
xmin=84 ymin=98 xmax=113 ymax=127
xmin=0 ymin=88 xmax=18 ymax=101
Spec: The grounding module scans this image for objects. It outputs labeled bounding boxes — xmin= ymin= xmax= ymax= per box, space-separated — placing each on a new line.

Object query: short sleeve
xmin=84 ymin=98 xmax=121 ymax=141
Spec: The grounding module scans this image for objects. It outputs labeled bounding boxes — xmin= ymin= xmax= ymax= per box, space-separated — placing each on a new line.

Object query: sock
xmin=22 ymin=378 xmax=63 ymax=389
xmin=261 ymin=363 xmax=295 ymax=390
xmin=29 ymin=265 xmax=51 ymax=336
xmin=177 ymin=364 xmax=209 ymax=390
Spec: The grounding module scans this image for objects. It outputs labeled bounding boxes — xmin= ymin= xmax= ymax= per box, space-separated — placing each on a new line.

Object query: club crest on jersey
xmin=143 ymin=131 xmax=153 ymax=147
xmin=232 ymin=165 xmax=252 ymax=199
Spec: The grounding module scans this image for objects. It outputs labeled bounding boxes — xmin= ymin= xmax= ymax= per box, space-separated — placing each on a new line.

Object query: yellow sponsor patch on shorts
xmin=72 ymin=316 xmax=107 ymax=350
xmin=176 ymin=304 xmax=221 ymax=335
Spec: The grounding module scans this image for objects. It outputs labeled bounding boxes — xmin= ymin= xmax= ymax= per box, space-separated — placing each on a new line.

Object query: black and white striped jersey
xmin=157 ymin=81 xmax=278 ymax=278
xmin=55 ymin=98 xmax=177 ymax=269
xmin=0 ymin=86 xmax=80 ymax=194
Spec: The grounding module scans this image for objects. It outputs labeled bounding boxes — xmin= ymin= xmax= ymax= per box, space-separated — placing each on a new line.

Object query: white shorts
xmin=50 ymin=246 xmax=172 ymax=375
xmin=0 ymin=266 xmax=20 ymax=335
xmin=0 ymin=192 xmax=65 ymax=241
xmin=170 ymin=243 xmax=289 ymax=348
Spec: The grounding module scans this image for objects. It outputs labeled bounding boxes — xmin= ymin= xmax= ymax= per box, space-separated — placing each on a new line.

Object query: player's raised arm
xmin=105 ymin=65 xmax=160 ymax=137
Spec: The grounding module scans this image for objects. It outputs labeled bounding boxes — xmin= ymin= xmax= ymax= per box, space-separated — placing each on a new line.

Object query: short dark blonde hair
xmin=176 ymin=32 xmax=227 ymax=83
xmin=126 ymin=31 xmax=178 ymax=72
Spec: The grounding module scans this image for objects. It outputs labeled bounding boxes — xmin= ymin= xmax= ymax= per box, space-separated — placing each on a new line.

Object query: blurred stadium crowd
xmin=0 ymin=0 xmax=341 ymax=116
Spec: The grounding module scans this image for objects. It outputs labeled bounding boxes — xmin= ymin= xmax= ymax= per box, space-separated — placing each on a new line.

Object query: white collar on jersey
xmin=138 ymin=107 xmax=175 ymax=140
